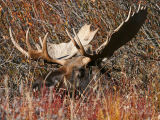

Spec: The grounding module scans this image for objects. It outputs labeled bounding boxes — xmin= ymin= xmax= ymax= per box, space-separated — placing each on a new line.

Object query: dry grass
xmin=0 ymin=0 xmax=160 ymax=119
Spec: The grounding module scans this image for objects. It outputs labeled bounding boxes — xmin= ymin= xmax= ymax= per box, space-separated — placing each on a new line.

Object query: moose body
xmin=9 ymin=5 xmax=148 ymax=94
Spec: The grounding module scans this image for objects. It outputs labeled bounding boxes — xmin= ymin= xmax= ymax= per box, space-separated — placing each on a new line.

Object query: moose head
xmin=9 ymin=5 xmax=148 ymax=94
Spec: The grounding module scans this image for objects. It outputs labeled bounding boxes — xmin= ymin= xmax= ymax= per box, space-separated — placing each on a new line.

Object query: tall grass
xmin=0 ymin=0 xmax=159 ymax=119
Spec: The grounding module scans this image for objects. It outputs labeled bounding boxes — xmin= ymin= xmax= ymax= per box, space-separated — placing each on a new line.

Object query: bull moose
xmin=9 ymin=5 xmax=148 ymax=95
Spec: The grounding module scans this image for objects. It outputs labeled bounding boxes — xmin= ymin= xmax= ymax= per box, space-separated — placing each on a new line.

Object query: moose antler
xmin=9 ymin=24 xmax=98 ymax=65
xmin=9 ymin=27 xmax=66 ymax=65
xmin=63 ymin=5 xmax=148 ymax=63
xmin=65 ymin=28 xmax=92 ymax=58
xmin=9 ymin=4 xmax=148 ymax=93
xmin=44 ymin=24 xmax=98 ymax=59
xmin=95 ymin=5 xmax=148 ymax=59
xmin=10 ymin=5 xmax=148 ymax=66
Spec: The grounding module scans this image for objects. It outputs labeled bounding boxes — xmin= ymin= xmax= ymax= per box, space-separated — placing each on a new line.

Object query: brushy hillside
xmin=0 ymin=0 xmax=159 ymax=119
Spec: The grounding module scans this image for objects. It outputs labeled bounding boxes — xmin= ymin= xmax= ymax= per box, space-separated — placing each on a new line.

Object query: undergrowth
xmin=0 ymin=0 xmax=159 ymax=119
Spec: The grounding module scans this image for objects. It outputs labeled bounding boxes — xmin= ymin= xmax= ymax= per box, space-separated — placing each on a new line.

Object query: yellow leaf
xmin=28 ymin=22 xmax=32 ymax=26
xmin=91 ymin=0 xmax=96 ymax=2
xmin=97 ymin=109 xmax=105 ymax=120
xmin=0 ymin=7 xmax=2 ymax=12
xmin=150 ymin=45 xmax=154 ymax=49
xmin=113 ymin=86 xmax=116 ymax=91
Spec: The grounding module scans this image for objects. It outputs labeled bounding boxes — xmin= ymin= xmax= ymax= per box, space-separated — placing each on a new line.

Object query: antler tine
xmin=35 ymin=44 xmax=41 ymax=51
xmin=9 ymin=27 xmax=29 ymax=57
xmin=115 ymin=6 xmax=132 ymax=32
xmin=115 ymin=7 xmax=132 ymax=32
xmin=125 ymin=6 xmax=132 ymax=22
xmin=137 ymin=4 xmax=141 ymax=13
xmin=10 ymin=27 xmax=66 ymax=65
xmin=39 ymin=36 xmax=43 ymax=47
xmin=66 ymin=28 xmax=91 ymax=57
xmin=35 ymin=37 xmax=43 ymax=51
xmin=114 ymin=21 xmax=124 ymax=32
xmin=72 ymin=28 xmax=87 ymax=56
xmin=141 ymin=6 xmax=144 ymax=10
xmin=26 ymin=28 xmax=32 ymax=50
xmin=66 ymin=29 xmax=81 ymax=52
xmin=132 ymin=11 xmax=135 ymax=16
xmin=42 ymin=33 xmax=48 ymax=53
